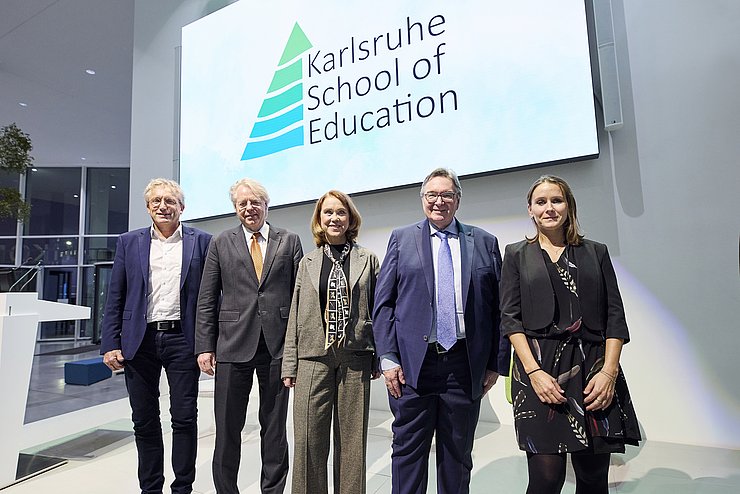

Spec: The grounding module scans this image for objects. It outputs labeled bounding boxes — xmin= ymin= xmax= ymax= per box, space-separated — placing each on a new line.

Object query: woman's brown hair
xmin=525 ymin=175 xmax=583 ymax=245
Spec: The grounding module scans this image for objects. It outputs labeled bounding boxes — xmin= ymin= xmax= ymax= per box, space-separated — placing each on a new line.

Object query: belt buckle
xmin=434 ymin=342 xmax=448 ymax=354
xmin=156 ymin=321 xmax=174 ymax=331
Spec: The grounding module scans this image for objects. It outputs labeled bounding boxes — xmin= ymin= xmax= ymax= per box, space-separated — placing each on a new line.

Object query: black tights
xmin=526 ymin=452 xmax=611 ymax=494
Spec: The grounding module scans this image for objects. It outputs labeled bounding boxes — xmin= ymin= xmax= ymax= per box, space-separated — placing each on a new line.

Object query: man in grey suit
xmin=196 ymin=178 xmax=303 ymax=494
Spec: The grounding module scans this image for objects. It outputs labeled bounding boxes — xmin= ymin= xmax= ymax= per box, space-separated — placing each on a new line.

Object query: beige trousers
xmin=291 ymin=348 xmax=373 ymax=494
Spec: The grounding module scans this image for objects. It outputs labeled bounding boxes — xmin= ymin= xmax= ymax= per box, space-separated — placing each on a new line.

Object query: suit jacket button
xmin=423 ymin=335 xmax=428 ymax=342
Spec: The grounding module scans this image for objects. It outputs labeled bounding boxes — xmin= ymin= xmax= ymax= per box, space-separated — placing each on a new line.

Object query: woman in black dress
xmin=500 ymin=175 xmax=641 ymax=493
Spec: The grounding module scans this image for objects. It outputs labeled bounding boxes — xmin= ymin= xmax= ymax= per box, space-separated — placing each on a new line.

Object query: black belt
xmin=429 ymin=339 xmax=465 ymax=355
xmin=147 ymin=320 xmax=181 ymax=331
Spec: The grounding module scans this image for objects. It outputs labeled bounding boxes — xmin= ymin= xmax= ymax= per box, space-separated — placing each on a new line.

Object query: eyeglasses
xmin=422 ymin=191 xmax=458 ymax=203
xmin=236 ymin=199 xmax=264 ymax=211
xmin=149 ymin=197 xmax=179 ymax=208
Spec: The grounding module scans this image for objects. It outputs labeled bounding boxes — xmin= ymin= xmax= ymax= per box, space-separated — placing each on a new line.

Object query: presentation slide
xmin=180 ymin=0 xmax=598 ymax=219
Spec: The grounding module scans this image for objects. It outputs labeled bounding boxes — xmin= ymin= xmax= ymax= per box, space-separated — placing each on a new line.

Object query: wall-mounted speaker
xmin=592 ymin=0 xmax=623 ymax=132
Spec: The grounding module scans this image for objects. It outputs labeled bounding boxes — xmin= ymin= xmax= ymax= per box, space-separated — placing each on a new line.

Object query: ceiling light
xmin=18 ymin=102 xmax=28 ymax=107
xmin=110 ymin=185 xmax=117 ymax=189
xmin=80 ymin=157 xmax=86 ymax=161
xmin=31 ymin=168 xmax=38 ymax=172
xmin=85 ymin=69 xmax=96 ymax=75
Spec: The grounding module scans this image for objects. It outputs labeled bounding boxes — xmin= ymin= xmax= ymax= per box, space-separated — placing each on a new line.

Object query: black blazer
xmin=499 ymin=239 xmax=630 ymax=342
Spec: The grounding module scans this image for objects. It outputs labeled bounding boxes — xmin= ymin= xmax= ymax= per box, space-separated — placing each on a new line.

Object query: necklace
xmin=544 ymin=243 xmax=567 ymax=262
xmin=538 ymin=233 xmax=567 ymax=262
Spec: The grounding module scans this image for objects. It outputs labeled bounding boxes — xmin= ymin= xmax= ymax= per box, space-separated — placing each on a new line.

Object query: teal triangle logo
xmin=242 ymin=23 xmax=312 ymax=161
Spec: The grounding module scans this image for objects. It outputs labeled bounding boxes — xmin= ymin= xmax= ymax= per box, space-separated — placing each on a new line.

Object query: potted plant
xmin=0 ymin=123 xmax=33 ymax=220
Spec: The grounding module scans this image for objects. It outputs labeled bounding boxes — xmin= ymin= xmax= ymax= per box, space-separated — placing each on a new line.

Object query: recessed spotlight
xmin=31 ymin=168 xmax=38 ymax=172
xmin=110 ymin=185 xmax=117 ymax=189
xmin=85 ymin=69 xmax=96 ymax=75
xmin=73 ymin=194 xmax=79 ymax=198
xmin=80 ymin=157 xmax=86 ymax=161
xmin=19 ymin=102 xmax=28 ymax=107
xmin=65 ymin=240 xmax=73 ymax=246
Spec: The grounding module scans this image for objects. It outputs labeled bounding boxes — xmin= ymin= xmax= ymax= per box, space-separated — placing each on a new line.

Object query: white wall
xmin=131 ymin=0 xmax=740 ymax=449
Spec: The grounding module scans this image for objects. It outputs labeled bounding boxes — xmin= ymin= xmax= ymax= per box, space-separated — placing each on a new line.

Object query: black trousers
xmin=124 ymin=328 xmax=200 ymax=494
xmin=212 ymin=335 xmax=289 ymax=494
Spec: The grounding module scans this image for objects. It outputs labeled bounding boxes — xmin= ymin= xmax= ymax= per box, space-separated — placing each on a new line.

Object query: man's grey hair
xmin=420 ymin=168 xmax=462 ymax=197
xmin=144 ymin=178 xmax=185 ymax=206
xmin=229 ymin=178 xmax=270 ymax=205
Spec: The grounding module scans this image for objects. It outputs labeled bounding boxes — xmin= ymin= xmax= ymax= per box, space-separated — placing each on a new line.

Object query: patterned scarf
xmin=324 ymin=242 xmax=351 ymax=349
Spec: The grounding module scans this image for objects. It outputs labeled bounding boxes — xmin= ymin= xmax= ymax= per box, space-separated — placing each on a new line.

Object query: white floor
xmin=6 ymin=381 xmax=739 ymax=494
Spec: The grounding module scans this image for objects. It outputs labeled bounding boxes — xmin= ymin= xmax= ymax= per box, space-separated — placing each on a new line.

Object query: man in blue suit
xmin=101 ymin=178 xmax=212 ymax=494
xmin=373 ymin=168 xmax=510 ymax=494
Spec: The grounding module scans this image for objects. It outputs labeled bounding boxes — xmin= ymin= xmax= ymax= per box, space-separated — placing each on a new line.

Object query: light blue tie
xmin=435 ymin=231 xmax=457 ymax=350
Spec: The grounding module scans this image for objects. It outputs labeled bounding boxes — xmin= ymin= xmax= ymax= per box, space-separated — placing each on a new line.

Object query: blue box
xmin=64 ymin=357 xmax=112 ymax=385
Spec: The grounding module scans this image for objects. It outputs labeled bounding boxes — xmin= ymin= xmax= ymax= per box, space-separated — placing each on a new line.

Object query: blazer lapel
xmin=228 ymin=225 xmax=255 ymax=275
xmin=306 ymin=248 xmax=322 ymax=293
xmin=138 ymin=229 xmax=151 ymax=282
xmin=261 ymin=224 xmax=282 ymax=284
xmin=524 ymin=240 xmax=553 ymax=301
xmin=458 ymin=220 xmax=473 ymax=312
xmin=415 ymin=220 xmax=435 ymax=300
xmin=348 ymin=244 xmax=367 ymax=289
xmin=570 ymin=243 xmax=585 ymax=295
xmin=180 ymin=226 xmax=195 ymax=290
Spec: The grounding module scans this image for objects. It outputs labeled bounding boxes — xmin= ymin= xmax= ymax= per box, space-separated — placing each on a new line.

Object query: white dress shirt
xmin=147 ymin=224 xmax=183 ymax=323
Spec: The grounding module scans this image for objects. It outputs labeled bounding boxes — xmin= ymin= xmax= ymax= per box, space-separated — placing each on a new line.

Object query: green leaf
xmin=0 ymin=123 xmax=33 ymax=220
xmin=0 ymin=122 xmax=34 ymax=174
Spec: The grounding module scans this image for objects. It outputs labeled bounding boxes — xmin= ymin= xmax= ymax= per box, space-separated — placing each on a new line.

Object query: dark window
xmin=86 ymin=168 xmax=129 ymax=234
xmin=0 ymin=238 xmax=17 ymax=265
xmin=83 ymin=237 xmax=118 ymax=263
xmin=22 ymin=237 xmax=78 ymax=265
xmin=38 ymin=267 xmax=77 ymax=339
xmin=0 ymin=172 xmax=21 ymax=236
xmin=24 ymin=168 xmax=81 ymax=235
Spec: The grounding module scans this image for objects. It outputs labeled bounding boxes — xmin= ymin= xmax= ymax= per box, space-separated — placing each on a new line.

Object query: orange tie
xmin=250 ymin=232 xmax=263 ymax=281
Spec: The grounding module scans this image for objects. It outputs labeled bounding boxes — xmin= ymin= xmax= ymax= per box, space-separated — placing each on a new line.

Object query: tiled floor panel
xmin=9 ymin=344 xmax=738 ymax=493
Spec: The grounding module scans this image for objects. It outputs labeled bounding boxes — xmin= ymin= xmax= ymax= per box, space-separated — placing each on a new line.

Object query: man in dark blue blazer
xmin=101 ymin=178 xmax=212 ymax=494
xmin=373 ymin=168 xmax=510 ymax=494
